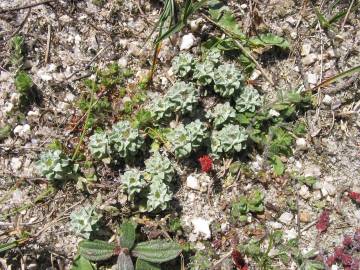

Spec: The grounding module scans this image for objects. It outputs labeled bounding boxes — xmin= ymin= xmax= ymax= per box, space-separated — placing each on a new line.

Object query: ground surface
xmin=0 ymin=0 xmax=360 ymax=269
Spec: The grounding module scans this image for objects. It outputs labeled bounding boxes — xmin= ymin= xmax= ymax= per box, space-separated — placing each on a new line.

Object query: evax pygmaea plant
xmin=36 ymin=149 xmax=78 ymax=183
xmin=204 ymin=48 xmax=221 ymax=64
xmin=213 ymin=63 xmax=243 ymax=97
xmin=149 ymin=97 xmax=174 ymax=123
xmin=166 ymin=120 xmax=208 ymax=158
xmin=193 ymin=61 xmax=215 ymax=86
xmin=165 ymin=81 xmax=199 ymax=115
xmin=146 ymin=177 xmax=173 ymax=212
xmin=206 ymin=102 xmax=236 ymax=128
xmin=211 ymin=124 xmax=248 ymax=156
xmin=171 ymin=52 xmax=194 ymax=78
xmin=70 ymin=205 xmax=102 ymax=239
xmin=235 ymin=86 xmax=263 ymax=113
xmin=88 ymin=131 xmax=111 ymax=161
xmin=186 ymin=120 xmax=208 ymax=149
xmin=166 ymin=124 xmax=191 ymax=158
xmin=145 ymin=151 xmax=174 ymax=183
xmin=121 ymin=168 xmax=146 ymax=200
xmin=108 ymin=120 xmax=144 ymax=158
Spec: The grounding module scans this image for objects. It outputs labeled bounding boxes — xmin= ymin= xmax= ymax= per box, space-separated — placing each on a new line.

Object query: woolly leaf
xmin=116 ymin=253 xmax=134 ymax=270
xmin=132 ymin=240 xmax=181 ymax=263
xmin=79 ymin=240 xmax=118 ymax=261
xmin=71 ymin=256 xmax=96 ymax=270
xmin=119 ymin=221 xmax=136 ymax=250
xmin=135 ymin=258 xmax=161 ymax=270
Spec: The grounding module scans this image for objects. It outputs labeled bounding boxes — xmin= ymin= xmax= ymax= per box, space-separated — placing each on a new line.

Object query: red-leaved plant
xmin=198 ymin=155 xmax=213 ymax=173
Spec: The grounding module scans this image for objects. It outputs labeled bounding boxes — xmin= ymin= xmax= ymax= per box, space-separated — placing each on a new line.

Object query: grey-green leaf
xmin=249 ymin=33 xmax=290 ymax=49
xmin=79 ymin=240 xmax=118 ymax=261
xmin=119 ymin=220 xmax=136 ymax=249
xmin=116 ymin=253 xmax=134 ymax=270
xmin=131 ymin=240 xmax=181 ymax=263
xmin=71 ymin=256 xmax=96 ymax=270
xmin=135 ymin=258 xmax=161 ymax=270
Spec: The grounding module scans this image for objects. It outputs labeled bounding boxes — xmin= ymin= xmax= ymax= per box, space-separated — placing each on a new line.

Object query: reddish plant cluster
xmin=198 ymin=155 xmax=213 ymax=173
xmin=325 ymin=229 xmax=360 ymax=270
xmin=349 ymin=191 xmax=360 ymax=204
xmin=232 ymin=250 xmax=248 ymax=270
xmin=316 ymin=210 xmax=330 ymax=233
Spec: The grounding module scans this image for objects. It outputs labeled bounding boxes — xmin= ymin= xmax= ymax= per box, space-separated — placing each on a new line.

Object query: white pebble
xmin=279 ymin=212 xmax=294 ymax=225
xmin=307 ymin=73 xmax=318 ymax=85
xmin=10 ymin=157 xmax=22 ymax=171
xmin=299 ymin=185 xmax=311 ymax=199
xmin=180 ymin=33 xmax=196 ymax=50
xmin=322 ymin=95 xmax=332 ymax=105
xmin=191 ymin=217 xmax=212 ymax=239
xmin=296 ymin=138 xmax=307 ymax=150
xmin=186 ymin=175 xmax=200 ymax=191
xmin=13 ymin=124 xmax=31 ymax=138
xmin=301 ymin=44 xmax=312 ymax=56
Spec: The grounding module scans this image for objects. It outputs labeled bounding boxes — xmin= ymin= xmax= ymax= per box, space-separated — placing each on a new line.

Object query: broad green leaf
xmin=119 ymin=220 xmax=136 ymax=250
xmin=71 ymin=255 xmax=96 ymax=270
xmin=135 ymin=258 xmax=161 ymax=270
xmin=249 ymin=33 xmax=289 ymax=49
xmin=208 ymin=4 xmax=245 ymax=38
xmin=0 ymin=241 xmax=18 ymax=253
xmin=79 ymin=240 xmax=118 ymax=262
xmin=116 ymin=253 xmax=134 ymax=270
xmin=271 ymin=155 xmax=285 ymax=176
xmin=132 ymin=240 xmax=181 ymax=263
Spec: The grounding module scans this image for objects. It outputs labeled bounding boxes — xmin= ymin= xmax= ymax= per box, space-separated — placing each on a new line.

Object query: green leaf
xmin=119 ymin=220 xmax=136 ymax=250
xmin=78 ymin=240 xmax=118 ymax=262
xmin=302 ymin=260 xmax=325 ymax=270
xmin=297 ymin=176 xmax=317 ymax=187
xmin=0 ymin=241 xmax=18 ymax=253
xmin=135 ymin=258 xmax=161 ymax=270
xmin=249 ymin=33 xmax=289 ymax=49
xmin=271 ymin=155 xmax=285 ymax=176
xmin=0 ymin=125 xmax=11 ymax=141
xmin=132 ymin=240 xmax=181 ymax=263
xmin=208 ymin=4 xmax=245 ymax=38
xmin=116 ymin=253 xmax=134 ymax=270
xmin=248 ymin=190 xmax=264 ymax=206
xmin=71 ymin=255 xmax=96 ymax=270
xmin=15 ymin=71 xmax=33 ymax=94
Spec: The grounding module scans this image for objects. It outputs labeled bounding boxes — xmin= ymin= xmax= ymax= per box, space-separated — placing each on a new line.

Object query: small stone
xmin=284 ymin=228 xmax=297 ymax=240
xmin=285 ymin=16 xmax=297 ymax=26
xmin=250 ymin=69 xmax=261 ymax=80
xmin=322 ymin=95 xmax=332 ymax=105
xmin=307 ymin=73 xmax=318 ymax=85
xmin=322 ymin=182 xmax=336 ymax=197
xmin=186 ymin=175 xmax=200 ymax=191
xmin=3 ymin=102 xmax=14 ymax=113
xmin=10 ymin=157 xmax=22 ymax=170
xmin=299 ymin=185 xmax=311 ymax=199
xmin=10 ymin=93 xmax=21 ymax=105
xmin=301 ymin=44 xmax=312 ymax=56
xmin=13 ymin=124 xmax=31 ymax=138
xmin=27 ymin=110 xmax=40 ymax=122
xmin=118 ymin=57 xmax=128 ymax=68
xmin=180 ymin=33 xmax=196 ymax=50
xmin=304 ymin=164 xmax=321 ymax=177
xmin=190 ymin=18 xmax=202 ymax=32
xmin=279 ymin=212 xmax=294 ymax=225
xmin=331 ymin=265 xmax=339 ymax=270
xmin=296 ymin=138 xmax=307 ymax=150
xmin=268 ymin=221 xmax=283 ymax=229
xmin=299 ymin=211 xmax=311 ymax=223
xmin=269 ymin=109 xmax=280 ymax=117
xmin=191 ymin=217 xmax=212 ymax=239
xmin=64 ymin=92 xmax=75 ymax=103
xmin=290 ymin=31 xmax=297 ymax=39
xmin=240 ymin=3 xmax=248 ymax=9
xmin=302 ymin=53 xmax=317 ymax=66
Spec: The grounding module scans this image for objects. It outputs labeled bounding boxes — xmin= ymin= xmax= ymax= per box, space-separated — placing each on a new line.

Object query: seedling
xmin=76 ymin=220 xmax=182 ymax=269
xmin=231 ymin=189 xmax=264 ymax=222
